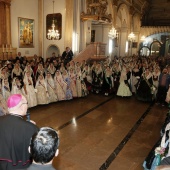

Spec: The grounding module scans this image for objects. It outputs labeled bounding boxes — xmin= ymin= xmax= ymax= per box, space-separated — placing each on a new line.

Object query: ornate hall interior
xmin=0 ymin=0 xmax=170 ymax=170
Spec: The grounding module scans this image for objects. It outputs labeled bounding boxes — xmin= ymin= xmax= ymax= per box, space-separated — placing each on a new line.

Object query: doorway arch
xmin=46 ymin=44 xmax=60 ymax=59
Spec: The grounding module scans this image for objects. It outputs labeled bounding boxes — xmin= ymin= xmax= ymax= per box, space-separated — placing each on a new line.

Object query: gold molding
xmin=81 ymin=0 xmax=112 ymax=23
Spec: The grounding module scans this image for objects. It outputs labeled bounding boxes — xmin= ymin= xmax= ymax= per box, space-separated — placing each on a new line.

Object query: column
xmin=38 ymin=0 xmax=43 ymax=56
xmin=65 ymin=0 xmax=73 ymax=48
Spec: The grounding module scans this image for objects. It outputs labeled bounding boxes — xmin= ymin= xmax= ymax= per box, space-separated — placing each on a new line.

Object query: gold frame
xmin=18 ymin=17 xmax=34 ymax=48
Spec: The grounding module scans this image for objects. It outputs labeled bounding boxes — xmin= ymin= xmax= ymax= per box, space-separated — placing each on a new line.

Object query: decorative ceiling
xmin=140 ymin=0 xmax=170 ymax=26
xmin=114 ymin=0 xmax=170 ymax=26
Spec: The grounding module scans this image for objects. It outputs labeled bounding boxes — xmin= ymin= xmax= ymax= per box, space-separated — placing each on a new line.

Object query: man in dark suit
xmin=16 ymin=52 xmax=24 ymax=64
xmin=62 ymin=47 xmax=73 ymax=66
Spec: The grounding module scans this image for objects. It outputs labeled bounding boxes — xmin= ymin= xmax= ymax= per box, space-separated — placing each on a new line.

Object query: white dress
xmin=23 ymin=74 xmax=37 ymax=108
xmin=35 ymin=78 xmax=49 ymax=105
xmin=69 ymin=71 xmax=78 ymax=97
xmin=117 ymin=70 xmax=132 ymax=97
xmin=2 ymin=79 xmax=11 ymax=101
xmin=46 ymin=75 xmax=58 ymax=103
xmin=54 ymin=71 xmax=67 ymax=101
xmin=11 ymin=78 xmax=23 ymax=95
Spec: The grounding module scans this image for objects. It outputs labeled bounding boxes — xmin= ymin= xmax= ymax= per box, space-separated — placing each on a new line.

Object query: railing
xmin=73 ymin=42 xmax=107 ymax=63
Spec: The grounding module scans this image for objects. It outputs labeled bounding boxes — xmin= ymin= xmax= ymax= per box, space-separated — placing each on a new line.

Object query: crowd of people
xmin=1 ymin=51 xmax=170 ymax=115
xmin=1 ymin=50 xmax=170 ymax=169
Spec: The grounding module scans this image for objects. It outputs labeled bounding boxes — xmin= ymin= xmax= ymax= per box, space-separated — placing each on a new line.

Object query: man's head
xmin=30 ymin=127 xmax=59 ymax=164
xmin=18 ymin=52 xmax=21 ymax=56
xmin=163 ymin=68 xmax=168 ymax=74
xmin=7 ymin=94 xmax=28 ymax=115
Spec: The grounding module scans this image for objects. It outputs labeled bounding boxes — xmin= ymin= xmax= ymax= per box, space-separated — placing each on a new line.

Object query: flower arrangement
xmin=154 ymin=146 xmax=166 ymax=166
xmin=155 ymin=147 xmax=165 ymax=157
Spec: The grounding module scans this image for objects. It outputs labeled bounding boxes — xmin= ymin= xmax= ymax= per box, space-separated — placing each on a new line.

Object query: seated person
xmin=27 ymin=127 xmax=59 ymax=170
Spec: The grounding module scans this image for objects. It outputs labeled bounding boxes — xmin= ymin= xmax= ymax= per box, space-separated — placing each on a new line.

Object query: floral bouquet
xmin=149 ymin=147 xmax=166 ymax=169
xmin=155 ymin=147 xmax=165 ymax=157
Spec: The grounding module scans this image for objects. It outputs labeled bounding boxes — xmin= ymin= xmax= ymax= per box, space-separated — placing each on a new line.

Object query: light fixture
xmin=47 ymin=1 xmax=60 ymax=40
xmin=140 ymin=35 xmax=146 ymax=41
xmin=108 ymin=27 xmax=118 ymax=39
xmin=128 ymin=32 xmax=135 ymax=41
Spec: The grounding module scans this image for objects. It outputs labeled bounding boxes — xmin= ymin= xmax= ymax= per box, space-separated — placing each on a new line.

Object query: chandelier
xmin=140 ymin=35 xmax=146 ymax=41
xmin=128 ymin=32 xmax=135 ymax=41
xmin=47 ymin=1 xmax=60 ymax=40
xmin=108 ymin=27 xmax=118 ymax=39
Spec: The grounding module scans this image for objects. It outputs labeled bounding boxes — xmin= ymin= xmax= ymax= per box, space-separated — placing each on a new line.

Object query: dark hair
xmin=30 ymin=127 xmax=59 ymax=164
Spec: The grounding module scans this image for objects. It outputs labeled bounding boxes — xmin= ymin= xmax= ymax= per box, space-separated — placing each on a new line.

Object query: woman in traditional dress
xmin=23 ymin=71 xmax=37 ymax=108
xmin=11 ymin=63 xmax=23 ymax=80
xmin=2 ymin=78 xmax=11 ymax=101
xmin=0 ymin=67 xmax=8 ymax=82
xmin=152 ymin=67 xmax=160 ymax=99
xmin=112 ymin=62 xmax=121 ymax=93
xmin=47 ymin=62 xmax=56 ymax=78
xmin=59 ymin=62 xmax=66 ymax=74
xmin=35 ymin=63 xmax=45 ymax=80
xmin=11 ymin=77 xmax=23 ymax=95
xmin=132 ymin=64 xmax=140 ymax=94
xmin=117 ymin=66 xmax=132 ymax=97
xmin=136 ymin=68 xmax=153 ymax=102
xmin=35 ymin=74 xmax=49 ymax=105
xmin=62 ymin=70 xmax=73 ymax=100
xmin=69 ymin=68 xmax=78 ymax=98
xmin=91 ymin=63 xmax=103 ymax=94
xmin=68 ymin=60 xmax=75 ymax=72
xmin=76 ymin=67 xmax=88 ymax=97
xmin=24 ymin=63 xmax=34 ymax=77
xmin=54 ymin=70 xmax=67 ymax=101
xmin=82 ymin=64 xmax=92 ymax=91
xmin=0 ymin=93 xmax=8 ymax=115
xmin=102 ymin=66 xmax=114 ymax=96
xmin=45 ymin=72 xmax=58 ymax=103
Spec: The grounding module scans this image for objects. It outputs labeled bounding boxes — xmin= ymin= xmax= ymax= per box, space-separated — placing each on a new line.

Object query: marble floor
xmin=29 ymin=93 xmax=167 ymax=170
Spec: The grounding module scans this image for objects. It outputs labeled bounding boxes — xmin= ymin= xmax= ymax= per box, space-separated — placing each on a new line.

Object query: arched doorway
xmin=150 ymin=40 xmax=162 ymax=57
xmin=46 ymin=44 xmax=60 ymax=59
xmin=139 ymin=46 xmax=150 ymax=56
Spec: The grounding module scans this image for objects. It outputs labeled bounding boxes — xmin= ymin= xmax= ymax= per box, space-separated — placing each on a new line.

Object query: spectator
xmin=27 ymin=127 xmax=59 ymax=170
xmin=0 ymin=94 xmax=38 ymax=170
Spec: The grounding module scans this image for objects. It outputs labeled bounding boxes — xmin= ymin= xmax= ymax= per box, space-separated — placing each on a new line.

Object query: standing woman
xmin=91 ymin=63 xmax=103 ymax=94
xmin=82 ymin=64 xmax=92 ymax=92
xmin=45 ymin=72 xmax=58 ymax=103
xmin=136 ymin=68 xmax=153 ymax=102
xmin=47 ymin=62 xmax=56 ymax=78
xmin=54 ymin=70 xmax=67 ymax=101
xmin=102 ymin=66 xmax=114 ymax=96
xmin=0 ymin=93 xmax=8 ymax=115
xmin=23 ymin=71 xmax=37 ymax=108
xmin=69 ymin=68 xmax=78 ymax=98
xmin=152 ymin=67 xmax=160 ymax=99
xmin=35 ymin=74 xmax=49 ymax=105
xmin=76 ymin=67 xmax=84 ymax=97
xmin=62 ymin=70 xmax=73 ymax=100
xmin=132 ymin=64 xmax=140 ymax=94
xmin=11 ymin=63 xmax=23 ymax=80
xmin=117 ymin=66 xmax=132 ymax=97
xmin=35 ymin=63 xmax=45 ymax=80
xmin=11 ymin=77 xmax=23 ymax=95
xmin=2 ymin=78 xmax=11 ymax=101
xmin=24 ymin=63 xmax=34 ymax=78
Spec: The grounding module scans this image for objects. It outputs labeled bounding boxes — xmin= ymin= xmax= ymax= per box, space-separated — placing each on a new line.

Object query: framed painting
xmin=18 ymin=17 xmax=34 ymax=48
